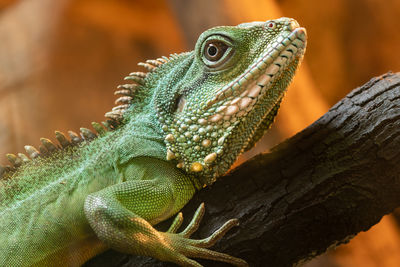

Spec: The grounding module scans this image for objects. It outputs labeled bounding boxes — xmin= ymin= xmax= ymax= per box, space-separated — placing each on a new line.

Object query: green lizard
xmin=0 ymin=17 xmax=306 ymax=266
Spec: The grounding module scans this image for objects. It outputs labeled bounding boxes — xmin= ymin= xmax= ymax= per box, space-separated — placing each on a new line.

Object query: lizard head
xmin=154 ymin=17 xmax=307 ymax=185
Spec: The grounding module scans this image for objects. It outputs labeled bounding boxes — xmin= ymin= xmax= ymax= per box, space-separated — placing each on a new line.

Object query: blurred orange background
xmin=1 ymin=0 xmax=400 ymax=266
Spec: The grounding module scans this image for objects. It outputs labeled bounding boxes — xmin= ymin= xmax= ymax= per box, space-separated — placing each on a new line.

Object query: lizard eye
xmin=204 ymin=41 xmax=228 ymax=61
xmin=201 ymin=35 xmax=234 ymax=69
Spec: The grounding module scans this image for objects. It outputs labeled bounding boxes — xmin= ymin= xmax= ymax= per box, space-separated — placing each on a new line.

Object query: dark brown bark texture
xmin=85 ymin=72 xmax=400 ymax=267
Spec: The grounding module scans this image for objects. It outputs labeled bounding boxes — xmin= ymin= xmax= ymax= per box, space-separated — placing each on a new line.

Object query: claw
xmin=185 ymin=246 xmax=248 ymax=266
xmin=197 ymin=219 xmax=239 ymax=248
xmin=166 ymin=203 xmax=247 ymax=266
xmin=181 ymin=203 xmax=205 ymax=238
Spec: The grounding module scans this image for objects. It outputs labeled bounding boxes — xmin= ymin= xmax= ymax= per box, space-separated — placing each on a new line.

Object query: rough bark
xmin=85 ymin=73 xmax=400 ymax=267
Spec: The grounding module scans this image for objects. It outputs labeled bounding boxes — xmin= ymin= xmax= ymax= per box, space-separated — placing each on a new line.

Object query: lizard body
xmin=0 ymin=18 xmax=306 ymax=266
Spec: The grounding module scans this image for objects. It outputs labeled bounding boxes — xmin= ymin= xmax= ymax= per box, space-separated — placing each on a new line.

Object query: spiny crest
xmin=104 ymin=56 xmax=173 ymax=122
xmin=0 ymin=125 xmax=103 ymax=180
xmin=0 ymin=55 xmax=174 ymax=180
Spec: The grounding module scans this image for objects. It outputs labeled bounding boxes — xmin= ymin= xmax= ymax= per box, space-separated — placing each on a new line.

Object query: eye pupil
xmin=207 ymin=45 xmax=218 ymax=56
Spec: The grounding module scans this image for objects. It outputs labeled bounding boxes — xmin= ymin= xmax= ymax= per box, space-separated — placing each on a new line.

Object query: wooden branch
xmin=85 ymin=72 xmax=400 ymax=267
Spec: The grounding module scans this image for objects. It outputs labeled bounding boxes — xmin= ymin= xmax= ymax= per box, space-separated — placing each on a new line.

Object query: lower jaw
xmin=211 ymin=58 xmax=301 ymax=179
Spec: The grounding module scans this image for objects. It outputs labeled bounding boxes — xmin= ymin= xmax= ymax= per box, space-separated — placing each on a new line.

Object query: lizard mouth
xmin=206 ymin=27 xmax=307 ymax=121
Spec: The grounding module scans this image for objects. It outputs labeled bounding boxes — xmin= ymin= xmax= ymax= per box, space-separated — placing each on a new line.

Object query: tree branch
xmin=85 ymin=72 xmax=400 ymax=267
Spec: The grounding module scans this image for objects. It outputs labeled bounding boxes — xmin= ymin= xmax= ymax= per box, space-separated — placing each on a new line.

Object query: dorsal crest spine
xmin=0 ymin=55 xmax=177 ymax=179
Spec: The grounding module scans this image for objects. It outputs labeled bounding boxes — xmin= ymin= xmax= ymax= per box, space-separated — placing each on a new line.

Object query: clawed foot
xmin=161 ymin=203 xmax=248 ymax=267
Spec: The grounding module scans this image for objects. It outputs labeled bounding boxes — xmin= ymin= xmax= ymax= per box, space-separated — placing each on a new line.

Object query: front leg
xmin=84 ymin=159 xmax=247 ymax=266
